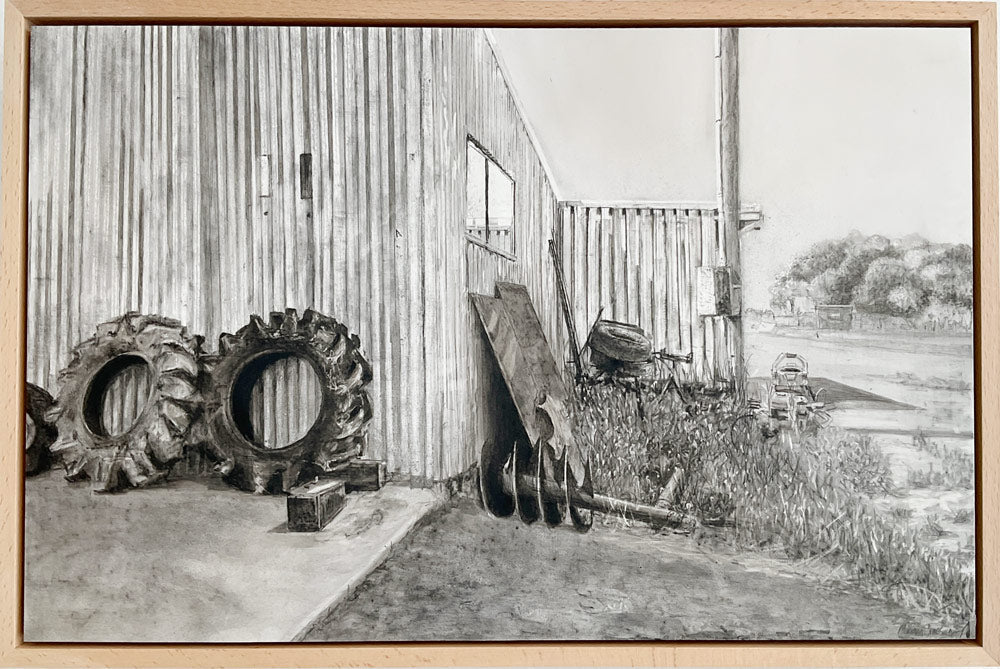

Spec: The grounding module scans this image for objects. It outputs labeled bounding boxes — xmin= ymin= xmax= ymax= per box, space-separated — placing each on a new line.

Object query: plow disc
xmin=536 ymin=442 xmax=564 ymax=527
xmin=563 ymin=449 xmax=594 ymax=531
xmin=512 ymin=444 xmax=540 ymax=525
xmin=479 ymin=438 xmax=514 ymax=519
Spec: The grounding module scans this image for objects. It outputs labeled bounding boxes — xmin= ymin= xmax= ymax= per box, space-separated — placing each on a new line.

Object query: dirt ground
xmin=301 ymin=498 xmax=940 ymax=641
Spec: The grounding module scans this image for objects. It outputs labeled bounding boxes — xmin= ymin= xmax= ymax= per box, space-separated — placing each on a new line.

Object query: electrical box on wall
xmin=696 ymin=266 xmax=742 ymax=317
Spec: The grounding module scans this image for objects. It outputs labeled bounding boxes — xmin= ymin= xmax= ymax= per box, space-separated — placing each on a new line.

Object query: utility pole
xmin=715 ymin=27 xmax=743 ymax=382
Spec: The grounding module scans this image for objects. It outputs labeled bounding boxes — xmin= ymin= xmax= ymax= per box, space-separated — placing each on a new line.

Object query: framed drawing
xmin=1 ymin=0 xmax=997 ymax=666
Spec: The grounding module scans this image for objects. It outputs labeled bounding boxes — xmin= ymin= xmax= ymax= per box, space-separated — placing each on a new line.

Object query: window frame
xmin=465 ymin=135 xmax=516 ymax=259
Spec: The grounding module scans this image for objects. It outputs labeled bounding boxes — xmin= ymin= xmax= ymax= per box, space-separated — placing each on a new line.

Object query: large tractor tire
xmin=200 ymin=308 xmax=373 ymax=494
xmin=25 ymin=383 xmax=57 ymax=475
xmin=50 ymin=313 xmax=203 ymax=492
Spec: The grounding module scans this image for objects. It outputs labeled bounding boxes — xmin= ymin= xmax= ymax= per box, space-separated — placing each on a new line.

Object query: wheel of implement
xmin=50 ymin=313 xmax=203 ymax=492
xmin=589 ymin=320 xmax=653 ymax=363
xmin=202 ymin=308 xmax=373 ymax=494
xmin=25 ymin=383 xmax=57 ymax=476
xmin=478 ymin=438 xmax=514 ymax=518
xmin=564 ymin=455 xmax=595 ymax=532
xmin=536 ymin=440 xmax=565 ymax=526
xmin=617 ymin=359 xmax=653 ymax=379
xmin=511 ymin=442 xmax=539 ymax=525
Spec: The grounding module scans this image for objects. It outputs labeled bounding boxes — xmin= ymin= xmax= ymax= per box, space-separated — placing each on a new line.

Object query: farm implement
xmin=477 ymin=428 xmax=694 ymax=531
xmin=736 ymin=352 xmax=832 ymax=439
xmin=765 ymin=352 xmax=831 ymax=434
xmin=471 ymin=281 xmax=696 ymax=532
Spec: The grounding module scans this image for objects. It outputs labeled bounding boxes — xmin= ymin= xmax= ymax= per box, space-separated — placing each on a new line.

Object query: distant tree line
xmin=770 ymin=232 xmax=973 ymax=318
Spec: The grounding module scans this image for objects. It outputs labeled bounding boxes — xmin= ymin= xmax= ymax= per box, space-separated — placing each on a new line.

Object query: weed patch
xmin=906 ymin=434 xmax=975 ymax=490
xmin=572 ymin=380 xmax=974 ymax=636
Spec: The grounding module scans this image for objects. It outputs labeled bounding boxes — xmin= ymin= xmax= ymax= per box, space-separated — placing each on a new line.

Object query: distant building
xmin=816 ymin=304 xmax=854 ymax=330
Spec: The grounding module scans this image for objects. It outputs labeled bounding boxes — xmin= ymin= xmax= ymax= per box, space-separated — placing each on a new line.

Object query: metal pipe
xmin=502 ymin=470 xmax=693 ymax=528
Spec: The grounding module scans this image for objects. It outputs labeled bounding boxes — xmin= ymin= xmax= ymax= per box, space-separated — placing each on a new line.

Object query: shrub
xmin=854 ymin=257 xmax=928 ymax=317
xmin=769 ymin=232 xmax=972 ymax=324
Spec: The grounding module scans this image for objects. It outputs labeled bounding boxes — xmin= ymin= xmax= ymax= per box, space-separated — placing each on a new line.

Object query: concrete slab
xmin=23 ymin=470 xmax=442 ymax=642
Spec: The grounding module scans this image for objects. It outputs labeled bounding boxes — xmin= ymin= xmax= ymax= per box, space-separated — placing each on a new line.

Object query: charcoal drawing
xmin=22 ymin=25 xmax=975 ymax=641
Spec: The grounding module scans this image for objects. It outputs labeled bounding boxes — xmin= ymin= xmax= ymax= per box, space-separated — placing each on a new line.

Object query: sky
xmin=491 ymin=27 xmax=973 ymax=309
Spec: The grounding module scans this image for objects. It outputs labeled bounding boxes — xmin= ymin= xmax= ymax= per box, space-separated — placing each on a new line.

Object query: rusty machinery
xmin=476 ymin=397 xmax=694 ymax=532
xmin=478 ymin=396 xmax=595 ymax=531
xmin=473 ymin=283 xmax=697 ymax=533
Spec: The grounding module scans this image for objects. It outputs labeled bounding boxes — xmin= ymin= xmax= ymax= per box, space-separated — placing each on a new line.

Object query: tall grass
xmin=572 ymin=380 xmax=974 ymax=635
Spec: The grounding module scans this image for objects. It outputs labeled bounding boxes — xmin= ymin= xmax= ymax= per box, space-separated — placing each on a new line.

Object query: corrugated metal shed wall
xmin=556 ymin=204 xmax=737 ymax=383
xmin=27 ymin=25 xmax=564 ymax=482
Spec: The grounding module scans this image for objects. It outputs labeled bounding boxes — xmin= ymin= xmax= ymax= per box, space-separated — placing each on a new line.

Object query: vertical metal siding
xmin=557 ymin=204 xmax=736 ymax=384
xmin=27 ymin=26 xmax=563 ymax=482
xmin=457 ymin=29 xmax=566 ymax=478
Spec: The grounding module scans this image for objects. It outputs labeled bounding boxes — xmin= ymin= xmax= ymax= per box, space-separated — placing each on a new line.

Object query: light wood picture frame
xmin=1 ymin=0 xmax=997 ymax=666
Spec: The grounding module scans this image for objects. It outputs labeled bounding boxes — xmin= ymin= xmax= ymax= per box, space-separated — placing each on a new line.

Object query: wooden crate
xmin=286 ymin=479 xmax=346 ymax=532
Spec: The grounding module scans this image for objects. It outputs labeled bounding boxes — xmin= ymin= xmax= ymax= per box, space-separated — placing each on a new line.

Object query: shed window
xmin=466 ymin=139 xmax=515 ymax=256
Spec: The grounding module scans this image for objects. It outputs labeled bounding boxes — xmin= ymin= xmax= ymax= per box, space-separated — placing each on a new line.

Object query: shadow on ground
xmin=301 ymin=498 xmax=941 ymax=641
